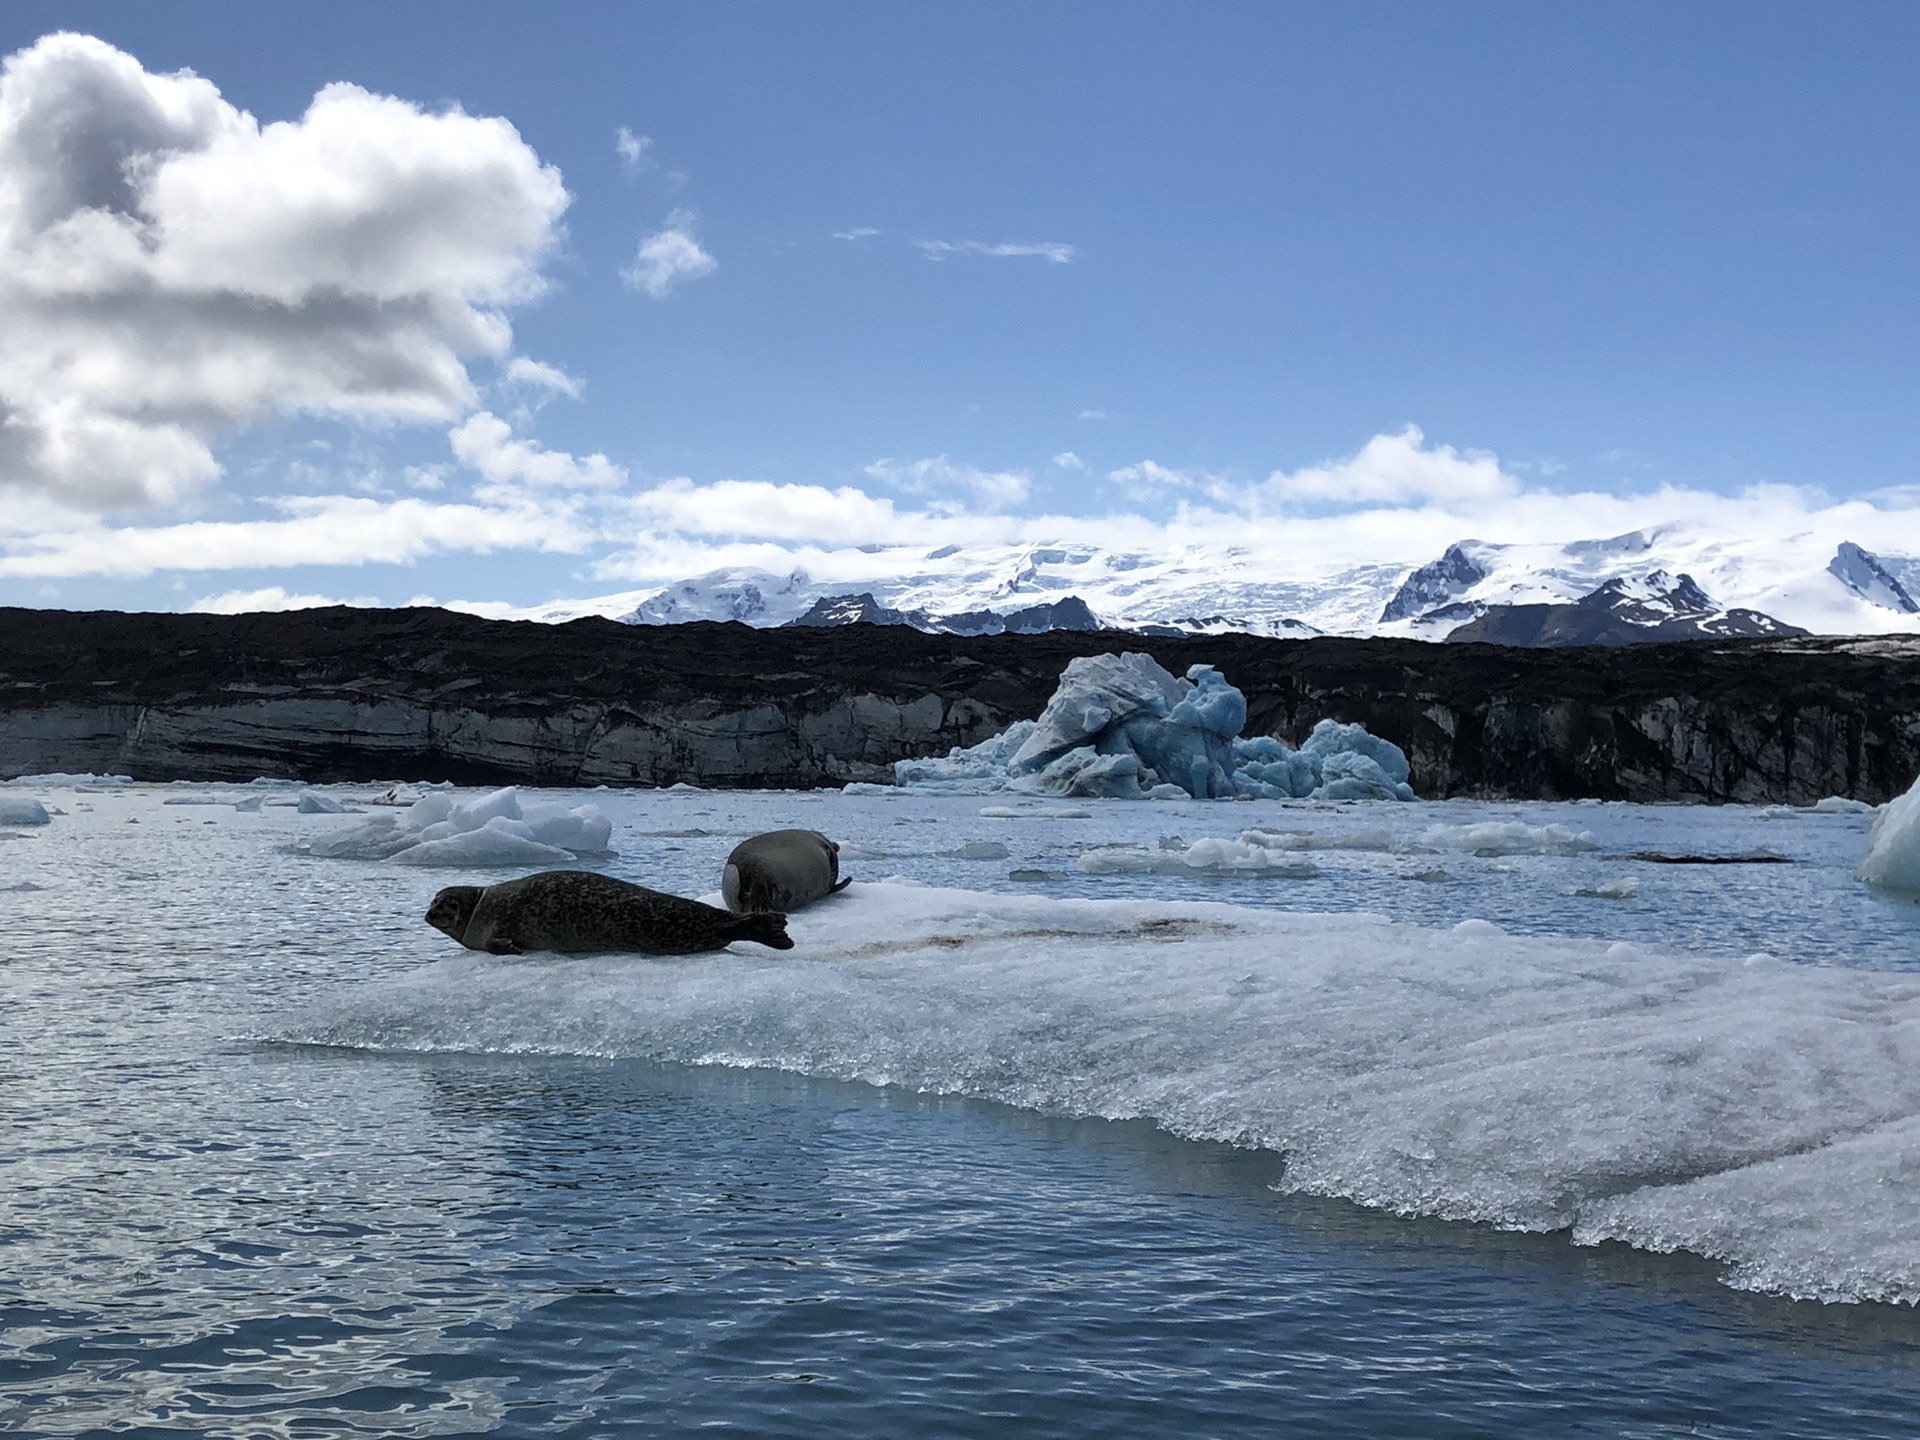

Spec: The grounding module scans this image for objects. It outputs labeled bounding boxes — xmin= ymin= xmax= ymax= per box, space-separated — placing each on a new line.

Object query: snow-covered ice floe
xmin=889 ymin=651 xmax=1417 ymax=802
xmin=281 ymin=879 xmax=1920 ymax=1305
xmin=301 ymin=786 xmax=614 ymax=867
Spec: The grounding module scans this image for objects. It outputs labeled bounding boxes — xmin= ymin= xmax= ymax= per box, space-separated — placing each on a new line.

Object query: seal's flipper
xmin=829 ymin=877 xmax=852 ymax=894
xmin=485 ymin=938 xmax=523 ymax=956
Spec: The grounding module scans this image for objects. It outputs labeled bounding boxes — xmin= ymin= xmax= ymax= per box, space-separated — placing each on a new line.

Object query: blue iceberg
xmin=890 ymin=651 xmax=1417 ymax=802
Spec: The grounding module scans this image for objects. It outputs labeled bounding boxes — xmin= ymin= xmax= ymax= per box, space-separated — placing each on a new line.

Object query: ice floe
xmin=891 ymin=652 xmax=1417 ymax=802
xmin=282 ymin=878 xmax=1920 ymax=1306
xmin=1416 ymin=821 xmax=1602 ymax=856
xmin=302 ymin=786 xmax=614 ymax=867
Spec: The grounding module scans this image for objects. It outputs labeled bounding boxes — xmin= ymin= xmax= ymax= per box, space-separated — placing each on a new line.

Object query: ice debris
xmin=1416 ymin=821 xmax=1601 ymax=856
xmin=1078 ymin=833 xmax=1320 ymax=878
xmin=295 ymin=791 xmax=350 ymax=814
xmin=891 ymin=651 xmax=1416 ymax=802
xmin=1857 ymin=771 xmax=1920 ymax=896
xmin=303 ymin=786 xmax=614 ymax=867
xmin=0 ymin=795 xmax=51 ymax=825
xmin=7 ymin=772 xmax=130 ymax=786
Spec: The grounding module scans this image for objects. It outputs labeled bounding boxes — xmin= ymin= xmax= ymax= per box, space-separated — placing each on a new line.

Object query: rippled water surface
xmin=4 ymin=782 xmax=1920 ymax=1436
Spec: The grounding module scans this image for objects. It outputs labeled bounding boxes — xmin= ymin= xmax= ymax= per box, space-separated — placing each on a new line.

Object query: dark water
xmin=3 ymin=785 xmax=1920 ymax=1436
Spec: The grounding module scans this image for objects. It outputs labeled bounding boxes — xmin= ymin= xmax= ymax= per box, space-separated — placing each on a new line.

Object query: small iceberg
xmin=303 ymin=786 xmax=615 ymax=867
xmin=1857 ymin=772 xmax=1920 ymax=896
xmin=0 ymin=795 xmax=51 ymax=826
xmin=891 ymin=651 xmax=1417 ymax=802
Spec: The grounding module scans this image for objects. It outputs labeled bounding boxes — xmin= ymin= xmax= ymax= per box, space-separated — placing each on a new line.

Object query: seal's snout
xmin=425 ymin=885 xmax=482 ymax=945
xmin=732 ymin=910 xmax=794 ymax=951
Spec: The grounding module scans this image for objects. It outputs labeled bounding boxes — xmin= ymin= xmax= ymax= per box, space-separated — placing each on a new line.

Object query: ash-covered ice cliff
xmin=4 ymin=605 xmax=1920 ymax=802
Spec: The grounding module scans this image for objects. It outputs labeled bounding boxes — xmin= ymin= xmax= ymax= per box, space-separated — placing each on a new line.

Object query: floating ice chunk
xmin=304 ymin=815 xmax=421 ymax=861
xmin=9 ymin=772 xmax=130 ymax=787
xmin=296 ymin=791 xmax=349 ymax=814
xmin=389 ymin=818 xmax=578 ymax=868
xmin=162 ymin=795 xmax=228 ymax=806
xmin=1451 ymin=918 xmax=1506 ymax=937
xmin=948 ymin=841 xmax=1012 ymax=860
xmin=1815 ymin=795 xmax=1877 ymax=815
xmin=520 ymin=800 xmax=614 ymax=852
xmin=1312 ymin=751 xmax=1416 ymax=802
xmin=1563 ymin=877 xmax=1638 ymax=900
xmin=0 ymin=795 xmax=51 ymax=825
xmin=1418 ymin=821 xmax=1602 ymax=856
xmin=233 ymin=796 xmax=264 ymax=812
xmin=303 ymin=784 xmax=614 ymax=865
xmin=1856 ymin=773 xmax=1920 ymax=895
xmin=1240 ymin=826 xmax=1397 ymax=852
xmin=247 ymin=777 xmax=301 ymax=788
xmin=1078 ymin=837 xmax=1318 ymax=878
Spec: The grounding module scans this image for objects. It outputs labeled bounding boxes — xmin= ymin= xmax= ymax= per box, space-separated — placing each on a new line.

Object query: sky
xmin=2 ymin=1 xmax=1919 ymax=616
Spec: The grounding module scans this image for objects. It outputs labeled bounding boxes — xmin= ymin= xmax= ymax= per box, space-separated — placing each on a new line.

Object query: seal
xmin=426 ymin=870 xmax=792 ymax=956
xmin=721 ymin=828 xmax=851 ymax=914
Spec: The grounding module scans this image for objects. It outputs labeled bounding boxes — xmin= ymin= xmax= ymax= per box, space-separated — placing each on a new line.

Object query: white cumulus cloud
xmin=623 ymin=209 xmax=716 ymax=297
xmin=0 ymin=32 xmax=570 ymax=509
xmin=448 ymin=411 xmax=625 ymax=499
xmin=1262 ymin=425 xmax=1516 ymax=507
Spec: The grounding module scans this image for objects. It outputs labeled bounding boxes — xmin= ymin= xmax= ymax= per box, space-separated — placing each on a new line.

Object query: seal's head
xmin=426 ymin=885 xmax=483 ymax=944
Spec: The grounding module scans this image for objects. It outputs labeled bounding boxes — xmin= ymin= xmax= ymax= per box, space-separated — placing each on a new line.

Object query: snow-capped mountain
xmin=1444 ymin=571 xmax=1809 ymax=646
xmin=473 ymin=527 xmax=1920 ymax=642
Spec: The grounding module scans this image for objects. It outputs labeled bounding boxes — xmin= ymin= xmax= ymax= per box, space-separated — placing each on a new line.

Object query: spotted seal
xmin=721 ymin=828 xmax=851 ymax=914
xmin=426 ymin=870 xmax=792 ymax=955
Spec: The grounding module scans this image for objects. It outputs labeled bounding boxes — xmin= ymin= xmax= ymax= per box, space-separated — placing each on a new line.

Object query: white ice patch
xmin=1417 ymin=821 xmax=1602 ymax=856
xmin=0 ymin=795 xmax=51 ymax=825
xmin=295 ymin=791 xmax=351 ymax=814
xmin=276 ymin=880 xmax=1920 ymax=1305
xmin=302 ymin=786 xmax=614 ymax=867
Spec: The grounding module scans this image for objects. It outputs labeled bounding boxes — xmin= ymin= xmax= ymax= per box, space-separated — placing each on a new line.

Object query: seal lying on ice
xmin=721 ymin=829 xmax=851 ymax=914
xmin=426 ymin=870 xmax=792 ymax=955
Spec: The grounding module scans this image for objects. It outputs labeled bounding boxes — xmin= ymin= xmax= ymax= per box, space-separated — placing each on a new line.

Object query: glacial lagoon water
xmin=4 ymin=781 xmax=1920 ymax=1436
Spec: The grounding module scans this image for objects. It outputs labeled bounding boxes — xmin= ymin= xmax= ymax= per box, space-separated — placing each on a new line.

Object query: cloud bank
xmin=0 ymin=32 xmax=569 ymax=509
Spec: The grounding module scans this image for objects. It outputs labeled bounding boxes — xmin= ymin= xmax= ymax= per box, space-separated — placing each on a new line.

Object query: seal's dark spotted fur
xmin=427 ymin=870 xmax=791 ymax=955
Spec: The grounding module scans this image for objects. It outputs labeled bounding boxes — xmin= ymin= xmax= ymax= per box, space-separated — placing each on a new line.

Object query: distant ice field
xmin=6 ymin=781 xmax=1920 ymax=1434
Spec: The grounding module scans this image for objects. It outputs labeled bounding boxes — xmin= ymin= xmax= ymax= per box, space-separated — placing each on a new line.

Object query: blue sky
xmin=2 ymin=2 xmax=1919 ymax=615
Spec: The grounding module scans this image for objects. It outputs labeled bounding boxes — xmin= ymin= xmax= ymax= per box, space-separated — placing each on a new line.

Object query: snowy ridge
xmin=280 ymin=880 xmax=1920 ymax=1305
xmin=475 ymin=526 xmax=1920 ymax=641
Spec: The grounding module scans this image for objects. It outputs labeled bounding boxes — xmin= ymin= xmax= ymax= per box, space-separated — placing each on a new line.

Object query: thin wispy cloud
xmin=504 ymin=357 xmax=583 ymax=398
xmin=1079 ymin=409 xmax=1107 ymax=421
xmin=832 ymin=227 xmax=880 ymax=241
xmin=615 ymin=126 xmax=654 ymax=171
xmin=1053 ymin=451 xmax=1085 ymax=470
xmin=918 ymin=240 xmax=1076 ymax=264
xmin=623 ymin=210 xmax=717 ymax=297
